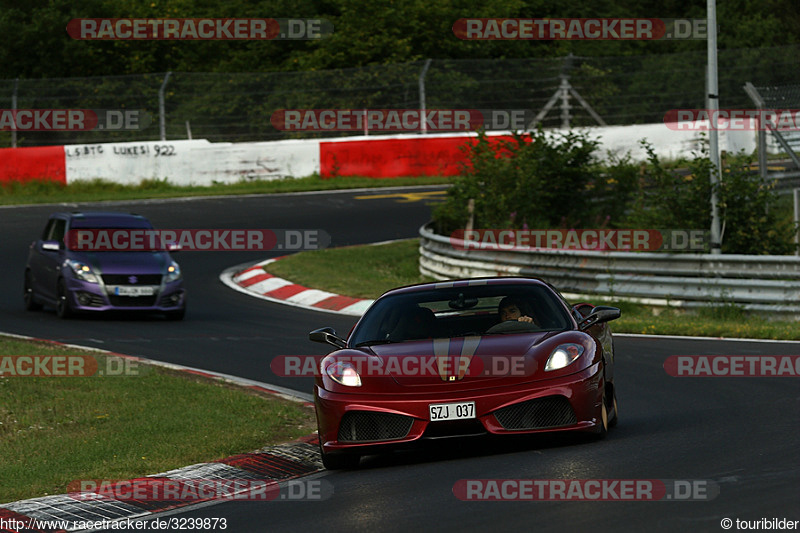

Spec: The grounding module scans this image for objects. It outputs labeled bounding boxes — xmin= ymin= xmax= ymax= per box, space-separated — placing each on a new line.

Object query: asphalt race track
xmin=2 ymin=187 xmax=799 ymax=532
xmin=1 ymin=188 xmax=439 ymax=392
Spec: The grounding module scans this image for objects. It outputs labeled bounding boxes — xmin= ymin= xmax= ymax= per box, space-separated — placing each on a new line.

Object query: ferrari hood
xmin=368 ymin=331 xmax=559 ymax=388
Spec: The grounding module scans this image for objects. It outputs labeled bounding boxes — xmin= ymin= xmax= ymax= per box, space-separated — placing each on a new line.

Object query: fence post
xmin=559 ymin=76 xmax=571 ymax=129
xmin=743 ymin=81 xmax=770 ymax=180
xmin=159 ymin=71 xmax=172 ymax=141
xmin=419 ymin=59 xmax=432 ymax=134
xmin=559 ymin=54 xmax=575 ymax=129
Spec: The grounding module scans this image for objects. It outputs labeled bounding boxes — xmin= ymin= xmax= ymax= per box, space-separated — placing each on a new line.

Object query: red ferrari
xmin=309 ymin=277 xmax=620 ymax=469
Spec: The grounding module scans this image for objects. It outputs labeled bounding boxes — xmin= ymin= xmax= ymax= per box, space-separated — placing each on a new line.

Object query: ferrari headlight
xmin=64 ymin=259 xmax=99 ymax=283
xmin=165 ymin=261 xmax=182 ymax=283
xmin=545 ymin=343 xmax=584 ymax=372
xmin=325 ymin=361 xmax=362 ymax=387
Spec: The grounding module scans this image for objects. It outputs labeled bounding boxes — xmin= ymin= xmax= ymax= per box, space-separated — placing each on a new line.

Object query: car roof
xmin=379 ymin=277 xmax=553 ymax=298
xmin=51 ymin=211 xmax=148 ymax=220
xmin=50 ymin=211 xmax=152 ymax=227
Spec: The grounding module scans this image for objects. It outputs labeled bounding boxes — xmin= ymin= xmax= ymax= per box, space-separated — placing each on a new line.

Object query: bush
xmin=432 ymin=130 xmax=794 ymax=255
xmin=433 ymin=128 xmax=629 ymax=234
xmin=625 ymin=142 xmax=712 ymax=231
xmin=716 ymin=153 xmax=794 ymax=255
xmin=628 ymin=142 xmax=793 ymax=254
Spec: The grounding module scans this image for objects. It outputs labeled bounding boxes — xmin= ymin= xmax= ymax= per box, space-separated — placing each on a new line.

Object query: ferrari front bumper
xmin=316 ymin=362 xmax=606 ymax=455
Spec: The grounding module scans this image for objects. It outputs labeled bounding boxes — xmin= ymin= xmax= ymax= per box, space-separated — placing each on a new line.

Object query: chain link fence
xmin=1 ymin=45 xmax=799 ymax=147
xmin=751 ymin=82 xmax=800 ymax=157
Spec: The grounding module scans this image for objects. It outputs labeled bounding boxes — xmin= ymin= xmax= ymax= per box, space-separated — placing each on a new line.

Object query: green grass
xmin=266 ymin=239 xmax=800 ymax=340
xmin=590 ymin=300 xmax=799 ymax=340
xmin=0 ymin=175 xmax=453 ymax=205
xmin=0 ymin=337 xmax=316 ymax=504
xmin=267 ymin=239 xmax=436 ymax=298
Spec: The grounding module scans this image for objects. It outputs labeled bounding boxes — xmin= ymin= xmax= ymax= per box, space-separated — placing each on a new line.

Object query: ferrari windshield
xmin=350 ymin=283 xmax=573 ymax=346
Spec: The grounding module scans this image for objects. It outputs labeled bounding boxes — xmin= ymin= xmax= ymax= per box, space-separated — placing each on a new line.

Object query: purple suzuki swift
xmin=24 ymin=212 xmax=186 ymax=320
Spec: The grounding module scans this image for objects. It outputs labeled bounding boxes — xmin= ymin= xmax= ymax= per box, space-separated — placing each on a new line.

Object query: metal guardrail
xmin=418 ymin=223 xmax=800 ymax=317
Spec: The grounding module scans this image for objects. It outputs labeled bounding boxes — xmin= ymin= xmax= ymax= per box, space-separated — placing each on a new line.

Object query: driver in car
xmin=498 ymin=295 xmax=538 ymax=325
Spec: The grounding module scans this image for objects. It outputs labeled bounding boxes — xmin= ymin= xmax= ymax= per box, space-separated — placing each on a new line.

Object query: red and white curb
xmin=0 ymin=435 xmax=324 ymax=533
xmin=222 ymin=258 xmax=374 ymax=316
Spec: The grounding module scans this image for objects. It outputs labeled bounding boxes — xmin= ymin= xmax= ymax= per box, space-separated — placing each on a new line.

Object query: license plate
xmin=114 ymin=286 xmax=155 ymax=296
xmin=429 ymin=401 xmax=475 ymax=422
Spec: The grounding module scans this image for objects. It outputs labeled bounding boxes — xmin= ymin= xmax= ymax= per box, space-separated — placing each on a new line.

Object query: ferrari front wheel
xmin=608 ymin=391 xmax=618 ymax=428
xmin=592 ymin=390 xmax=610 ymax=440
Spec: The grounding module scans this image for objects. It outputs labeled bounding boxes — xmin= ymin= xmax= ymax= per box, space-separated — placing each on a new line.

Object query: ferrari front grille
xmin=494 ymin=396 xmax=577 ymax=430
xmin=338 ymin=411 xmax=414 ymax=443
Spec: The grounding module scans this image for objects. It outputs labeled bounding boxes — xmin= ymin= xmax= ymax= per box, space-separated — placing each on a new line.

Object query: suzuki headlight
xmin=64 ymin=259 xmax=99 ymax=283
xmin=545 ymin=343 xmax=584 ymax=372
xmin=165 ymin=261 xmax=182 ymax=283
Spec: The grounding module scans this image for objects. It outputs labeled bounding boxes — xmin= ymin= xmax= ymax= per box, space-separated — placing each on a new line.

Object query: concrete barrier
xmin=319 ymin=124 xmax=754 ymax=178
xmin=0 ymin=121 xmax=758 ymax=185
xmin=64 ymin=139 xmax=320 ymax=185
xmin=0 ymin=146 xmax=66 ymax=184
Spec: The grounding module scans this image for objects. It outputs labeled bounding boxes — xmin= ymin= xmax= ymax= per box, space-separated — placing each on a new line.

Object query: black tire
xmin=592 ymin=392 xmax=609 ymax=440
xmin=55 ymin=278 xmax=73 ymax=319
xmin=319 ymin=440 xmax=360 ymax=470
xmin=24 ymin=271 xmax=42 ymax=311
xmin=608 ymin=390 xmax=619 ymax=428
